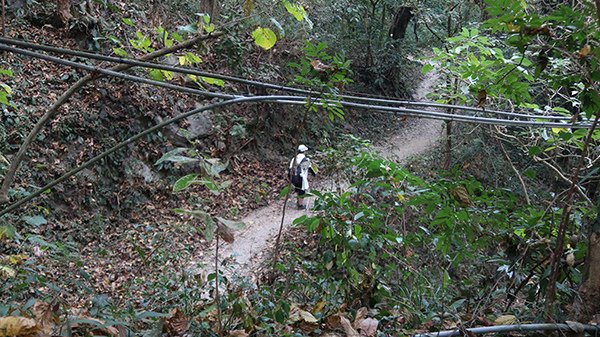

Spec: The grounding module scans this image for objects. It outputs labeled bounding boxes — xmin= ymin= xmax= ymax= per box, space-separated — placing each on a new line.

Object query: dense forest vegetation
xmin=2 ymin=0 xmax=600 ymax=336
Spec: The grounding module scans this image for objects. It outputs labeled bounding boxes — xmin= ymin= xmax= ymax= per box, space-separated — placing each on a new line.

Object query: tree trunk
xmin=200 ymin=0 xmax=216 ymax=22
xmin=570 ymin=226 xmax=600 ymax=322
xmin=388 ymin=6 xmax=413 ymax=39
xmin=56 ymin=0 xmax=73 ymax=22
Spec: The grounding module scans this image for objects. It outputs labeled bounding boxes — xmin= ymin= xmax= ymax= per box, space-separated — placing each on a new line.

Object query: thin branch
xmin=532 ymin=155 xmax=592 ymax=205
xmin=498 ymin=139 xmax=531 ymax=204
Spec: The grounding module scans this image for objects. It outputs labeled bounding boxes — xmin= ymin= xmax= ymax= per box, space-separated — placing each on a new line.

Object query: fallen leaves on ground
xmin=288 ymin=303 xmax=318 ymax=333
xmin=32 ymin=300 xmax=60 ymax=335
xmin=165 ymin=308 xmax=189 ymax=336
xmin=494 ymin=314 xmax=517 ymax=325
xmin=0 ymin=316 xmax=39 ymax=337
xmin=359 ymin=317 xmax=378 ymax=336
xmin=227 ymin=329 xmax=249 ymax=337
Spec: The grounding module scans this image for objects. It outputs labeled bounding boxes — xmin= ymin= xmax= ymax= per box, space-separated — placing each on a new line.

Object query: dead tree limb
xmin=0 ymin=32 xmax=222 ymax=204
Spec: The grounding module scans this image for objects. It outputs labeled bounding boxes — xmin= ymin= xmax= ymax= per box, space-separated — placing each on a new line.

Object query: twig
xmin=498 ymin=139 xmax=531 ymax=204
xmin=532 ymin=155 xmax=592 ymax=205
xmin=505 ymin=255 xmax=550 ymax=311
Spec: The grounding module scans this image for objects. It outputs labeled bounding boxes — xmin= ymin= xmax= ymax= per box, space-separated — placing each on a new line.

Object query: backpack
xmin=289 ymin=158 xmax=306 ymax=187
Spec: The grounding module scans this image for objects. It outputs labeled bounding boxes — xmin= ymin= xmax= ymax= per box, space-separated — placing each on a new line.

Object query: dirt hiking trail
xmin=194 ymin=67 xmax=444 ymax=281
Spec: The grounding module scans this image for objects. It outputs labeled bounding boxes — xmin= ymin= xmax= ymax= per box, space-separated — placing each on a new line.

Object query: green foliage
xmin=155 ymin=147 xmax=241 ymax=242
xmin=0 ymin=69 xmax=15 ymax=109
xmin=105 ymin=20 xmax=224 ymax=88
xmin=425 ymin=27 xmax=533 ymax=106
xmin=283 ymin=0 xmax=312 ymax=28
xmin=252 ymin=27 xmax=277 ymax=50
xmin=289 ymin=142 xmax=589 ymax=325
xmin=289 ymin=41 xmax=353 ymax=120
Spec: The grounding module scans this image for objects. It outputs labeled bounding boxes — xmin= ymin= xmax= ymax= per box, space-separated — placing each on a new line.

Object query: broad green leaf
xmin=252 ymin=27 xmax=276 ymax=50
xmin=551 ymin=127 xmax=568 ymax=134
xmin=280 ymin=186 xmax=290 ymax=198
xmin=113 ymin=48 xmax=127 ymax=57
xmin=0 ymin=69 xmax=13 ymax=76
xmin=450 ymin=299 xmax=466 ymax=309
xmin=523 ymin=169 xmax=536 ymax=180
xmin=149 ymin=69 xmax=164 ymax=81
xmin=442 ymin=270 xmax=450 ymax=289
xmin=421 ymin=64 xmax=434 ymax=73
xmin=172 ymin=33 xmax=183 ymax=42
xmin=284 ymin=1 xmax=303 ymax=21
xmin=122 ymin=18 xmax=135 ymax=26
xmin=0 ymin=225 xmax=16 ymax=241
xmin=204 ymin=24 xmax=215 ymax=33
xmin=572 ymin=129 xmax=588 ymax=139
xmin=201 ymin=76 xmax=225 ymax=87
xmin=205 ymin=215 xmax=215 ymax=241
xmin=131 ymin=241 xmax=145 ymax=260
xmin=216 ymin=217 xmax=245 ymax=230
xmin=173 ymin=174 xmax=200 ymax=192
xmin=155 ymin=148 xmax=198 ymax=165
xmin=528 ymin=146 xmax=542 ymax=156
xmin=0 ymin=83 xmax=10 ymax=94
xmin=162 ymin=70 xmax=173 ymax=81
xmin=21 ymin=215 xmax=47 ymax=226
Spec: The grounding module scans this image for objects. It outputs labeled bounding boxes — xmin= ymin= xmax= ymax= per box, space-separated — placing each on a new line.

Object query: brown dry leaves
xmin=0 ymin=316 xmax=39 ymax=337
xmin=0 ymin=300 xmax=127 ymax=337
xmin=165 ymin=308 xmax=190 ymax=336
xmin=327 ymin=308 xmax=379 ymax=337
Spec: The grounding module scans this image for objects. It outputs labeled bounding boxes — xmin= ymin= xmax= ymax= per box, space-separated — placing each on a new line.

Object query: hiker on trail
xmin=289 ymin=144 xmax=316 ymax=209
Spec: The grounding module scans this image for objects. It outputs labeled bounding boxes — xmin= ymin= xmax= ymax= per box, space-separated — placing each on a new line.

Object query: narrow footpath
xmin=193 ymin=67 xmax=444 ymax=281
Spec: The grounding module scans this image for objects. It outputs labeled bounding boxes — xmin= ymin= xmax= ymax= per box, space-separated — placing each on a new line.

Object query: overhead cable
xmin=0 ymin=42 xmax=592 ymax=129
xmin=0 ymin=37 xmax=579 ymax=122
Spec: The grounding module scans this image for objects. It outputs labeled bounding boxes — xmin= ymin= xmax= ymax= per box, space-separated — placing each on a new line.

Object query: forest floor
xmin=193 ymin=65 xmax=444 ymax=281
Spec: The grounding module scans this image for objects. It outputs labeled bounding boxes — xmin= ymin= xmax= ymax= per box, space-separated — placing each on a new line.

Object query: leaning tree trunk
xmin=570 ymin=213 xmax=600 ymax=323
xmin=567 ymin=0 xmax=600 ymax=323
xmin=388 ymin=6 xmax=413 ymax=39
xmin=56 ymin=0 xmax=73 ymax=22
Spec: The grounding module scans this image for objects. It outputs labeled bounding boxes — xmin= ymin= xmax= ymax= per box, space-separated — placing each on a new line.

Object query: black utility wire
xmin=0 ymin=43 xmax=591 ymax=129
xmin=0 ymin=37 xmax=578 ymax=122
